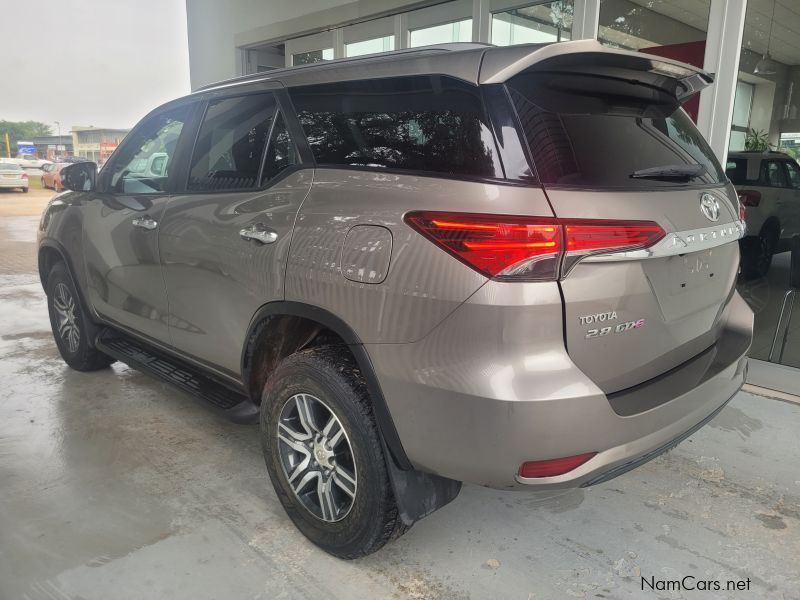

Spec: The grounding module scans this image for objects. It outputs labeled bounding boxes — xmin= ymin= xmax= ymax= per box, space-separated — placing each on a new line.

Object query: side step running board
xmin=95 ymin=329 xmax=259 ymax=424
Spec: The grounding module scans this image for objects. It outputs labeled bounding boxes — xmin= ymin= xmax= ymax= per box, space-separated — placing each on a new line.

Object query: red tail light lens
xmin=404 ymin=211 xmax=665 ymax=281
xmin=404 ymin=212 xmax=562 ymax=279
xmin=21 ymin=172 xmax=28 ymax=179
xmin=738 ymin=190 xmax=761 ymax=207
xmin=518 ymin=452 xmax=597 ymax=478
xmin=564 ymin=222 xmax=665 ymax=253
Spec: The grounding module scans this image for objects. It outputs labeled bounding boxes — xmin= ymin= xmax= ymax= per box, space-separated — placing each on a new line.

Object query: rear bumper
xmin=0 ymin=180 xmax=27 ymax=188
xmin=366 ymin=284 xmax=753 ymax=489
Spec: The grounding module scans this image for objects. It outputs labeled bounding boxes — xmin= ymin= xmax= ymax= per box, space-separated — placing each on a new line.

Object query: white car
xmin=0 ymin=161 xmax=29 ymax=192
xmin=14 ymin=155 xmax=53 ymax=169
xmin=726 ymin=151 xmax=800 ymax=278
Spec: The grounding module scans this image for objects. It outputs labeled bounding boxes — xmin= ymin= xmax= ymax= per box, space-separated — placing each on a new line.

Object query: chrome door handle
xmin=240 ymin=224 xmax=278 ymax=244
xmin=132 ymin=215 xmax=158 ymax=230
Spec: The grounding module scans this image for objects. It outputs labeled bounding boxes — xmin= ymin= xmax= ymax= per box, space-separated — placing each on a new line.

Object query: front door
xmin=82 ymin=103 xmax=193 ymax=345
xmin=159 ymin=91 xmax=311 ymax=375
xmin=781 ymin=159 xmax=800 ymax=237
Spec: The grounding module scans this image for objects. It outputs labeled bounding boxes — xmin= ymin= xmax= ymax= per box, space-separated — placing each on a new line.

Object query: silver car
xmin=0 ymin=161 xmax=29 ymax=192
xmin=38 ymin=40 xmax=753 ymax=558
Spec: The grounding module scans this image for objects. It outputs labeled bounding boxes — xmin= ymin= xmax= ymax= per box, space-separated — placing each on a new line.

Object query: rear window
xmin=507 ymin=72 xmax=725 ymax=188
xmin=188 ymin=93 xmax=278 ymax=191
xmin=289 ymin=76 xmax=502 ymax=178
xmin=0 ymin=162 xmax=21 ymax=170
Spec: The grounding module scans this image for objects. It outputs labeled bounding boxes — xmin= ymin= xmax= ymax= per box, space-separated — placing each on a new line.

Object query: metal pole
xmin=55 ymin=121 xmax=61 ymax=160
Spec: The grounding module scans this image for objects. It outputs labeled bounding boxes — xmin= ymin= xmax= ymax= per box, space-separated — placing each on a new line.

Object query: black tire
xmin=740 ymin=230 xmax=777 ymax=280
xmin=260 ymin=345 xmax=406 ymax=559
xmin=22 ymin=187 xmax=28 ymax=193
xmin=46 ymin=262 xmax=115 ymax=371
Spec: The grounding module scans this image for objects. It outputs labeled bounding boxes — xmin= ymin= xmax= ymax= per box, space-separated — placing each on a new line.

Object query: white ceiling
xmin=742 ymin=0 xmax=800 ymax=66
xmin=627 ymin=0 xmax=800 ymax=67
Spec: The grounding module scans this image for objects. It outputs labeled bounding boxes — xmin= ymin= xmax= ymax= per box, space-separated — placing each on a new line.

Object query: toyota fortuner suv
xmin=38 ymin=40 xmax=753 ymax=558
xmin=726 ymin=150 xmax=800 ymax=278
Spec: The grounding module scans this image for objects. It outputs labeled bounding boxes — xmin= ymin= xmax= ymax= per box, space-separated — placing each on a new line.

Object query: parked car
xmin=14 ymin=155 xmax=53 ymax=169
xmin=726 ymin=150 xmax=800 ymax=278
xmin=38 ymin=40 xmax=753 ymax=558
xmin=0 ymin=161 xmax=29 ymax=192
xmin=41 ymin=162 xmax=68 ymax=192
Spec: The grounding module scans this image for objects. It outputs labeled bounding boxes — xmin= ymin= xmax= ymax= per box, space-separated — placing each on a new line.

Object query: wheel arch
xmin=242 ymin=301 xmax=413 ymax=471
xmin=760 ymin=216 xmax=781 ymax=239
xmin=38 ymin=240 xmax=81 ymax=293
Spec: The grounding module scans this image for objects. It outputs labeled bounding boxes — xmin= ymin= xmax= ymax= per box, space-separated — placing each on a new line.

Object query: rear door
xmin=501 ymin=53 xmax=742 ymax=393
xmin=780 ymin=159 xmax=800 ymax=236
xmin=159 ymin=88 xmax=311 ymax=376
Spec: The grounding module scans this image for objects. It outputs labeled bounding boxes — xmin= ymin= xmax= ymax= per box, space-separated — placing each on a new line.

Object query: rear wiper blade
xmin=630 ymin=164 xmax=706 ymax=180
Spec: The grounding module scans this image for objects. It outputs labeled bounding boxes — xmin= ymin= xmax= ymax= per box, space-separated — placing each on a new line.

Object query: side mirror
xmin=60 ymin=161 xmax=97 ymax=192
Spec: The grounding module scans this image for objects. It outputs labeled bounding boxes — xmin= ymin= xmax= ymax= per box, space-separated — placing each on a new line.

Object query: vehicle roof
xmin=728 ymin=151 xmax=792 ymax=158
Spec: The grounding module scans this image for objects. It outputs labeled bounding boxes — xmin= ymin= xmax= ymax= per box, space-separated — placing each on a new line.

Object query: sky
xmin=1 ymin=0 xmax=191 ymax=133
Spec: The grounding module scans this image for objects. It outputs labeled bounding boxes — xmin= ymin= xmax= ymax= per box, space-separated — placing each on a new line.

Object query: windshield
xmin=0 ymin=162 xmax=21 ymax=171
xmin=506 ymin=71 xmax=726 ymax=189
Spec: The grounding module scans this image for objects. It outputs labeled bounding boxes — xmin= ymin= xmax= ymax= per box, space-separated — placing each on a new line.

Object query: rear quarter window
xmin=289 ymin=75 xmax=502 ymax=178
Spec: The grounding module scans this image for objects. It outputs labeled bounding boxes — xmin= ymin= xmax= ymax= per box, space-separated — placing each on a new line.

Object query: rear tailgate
xmin=489 ymin=41 xmax=745 ymax=393
xmin=551 ymin=187 xmax=742 ymax=393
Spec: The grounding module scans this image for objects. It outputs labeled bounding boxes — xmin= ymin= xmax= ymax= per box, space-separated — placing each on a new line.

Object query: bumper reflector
xmin=518 ymin=452 xmax=597 ymax=478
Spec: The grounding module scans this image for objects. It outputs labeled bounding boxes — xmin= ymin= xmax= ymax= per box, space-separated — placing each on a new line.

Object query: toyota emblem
xmin=700 ymin=193 xmax=720 ymax=222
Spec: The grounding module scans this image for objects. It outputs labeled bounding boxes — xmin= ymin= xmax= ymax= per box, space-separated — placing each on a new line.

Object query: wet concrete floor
xmin=1 ymin=215 xmax=799 ymax=599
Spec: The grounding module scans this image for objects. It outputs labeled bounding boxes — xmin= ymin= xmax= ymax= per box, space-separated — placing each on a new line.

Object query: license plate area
xmin=669 ymin=248 xmax=722 ymax=294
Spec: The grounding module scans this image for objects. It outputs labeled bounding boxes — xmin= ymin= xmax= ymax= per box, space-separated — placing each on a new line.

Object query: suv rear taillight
xmin=738 ymin=190 xmax=761 ymax=207
xmin=404 ymin=211 xmax=664 ymax=281
xmin=21 ymin=172 xmax=28 ymax=179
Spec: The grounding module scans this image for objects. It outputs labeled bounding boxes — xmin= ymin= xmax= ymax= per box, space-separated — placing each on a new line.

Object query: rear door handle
xmin=240 ymin=223 xmax=278 ymax=244
xmin=132 ymin=215 xmax=158 ymax=230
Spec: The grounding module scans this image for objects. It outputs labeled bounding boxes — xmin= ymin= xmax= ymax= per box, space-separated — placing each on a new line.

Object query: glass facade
xmin=409 ymin=18 xmax=472 ymax=47
xmin=292 ymin=48 xmax=333 ymax=65
xmin=731 ymin=0 xmax=800 ymax=371
xmin=491 ymin=1 xmax=573 ymax=45
xmin=345 ymin=36 xmax=395 ymax=57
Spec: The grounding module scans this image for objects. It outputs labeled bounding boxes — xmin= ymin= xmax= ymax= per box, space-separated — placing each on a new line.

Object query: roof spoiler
xmin=480 ymin=40 xmax=713 ymax=103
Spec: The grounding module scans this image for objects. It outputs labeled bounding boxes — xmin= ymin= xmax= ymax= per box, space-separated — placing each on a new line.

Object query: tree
xmin=0 ymin=120 xmax=54 ymax=157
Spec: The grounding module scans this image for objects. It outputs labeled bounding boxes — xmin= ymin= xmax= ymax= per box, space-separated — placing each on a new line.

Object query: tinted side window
xmin=762 ymin=160 xmax=788 ymax=188
xmin=725 ymin=158 xmax=749 ymax=185
xmin=188 ymin=93 xmax=277 ymax=191
xmin=785 ymin=160 xmax=800 ymax=189
xmin=109 ymin=104 xmax=190 ymax=194
xmin=289 ymin=76 xmax=502 ymax=178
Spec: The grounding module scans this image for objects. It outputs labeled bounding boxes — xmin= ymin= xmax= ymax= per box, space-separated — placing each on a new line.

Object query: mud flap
xmin=381 ymin=439 xmax=462 ymax=526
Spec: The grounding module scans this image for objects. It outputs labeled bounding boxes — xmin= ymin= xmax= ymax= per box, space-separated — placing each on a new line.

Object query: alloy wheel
xmin=53 ymin=282 xmax=80 ymax=353
xmin=277 ymin=393 xmax=357 ymax=522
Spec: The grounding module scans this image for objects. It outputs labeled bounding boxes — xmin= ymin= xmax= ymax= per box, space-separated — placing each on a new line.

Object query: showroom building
xmin=185 ymin=0 xmax=800 ymax=391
